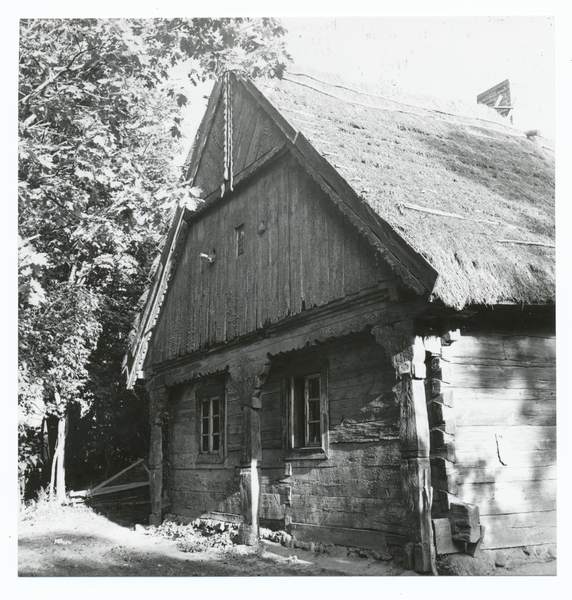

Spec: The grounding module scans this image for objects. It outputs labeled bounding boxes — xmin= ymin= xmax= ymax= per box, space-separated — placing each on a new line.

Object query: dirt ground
xmin=18 ymin=501 xmax=414 ymax=577
xmin=17 ymin=501 xmax=556 ymax=578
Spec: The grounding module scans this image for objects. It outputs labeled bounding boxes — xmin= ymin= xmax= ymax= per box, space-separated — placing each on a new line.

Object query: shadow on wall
xmin=449 ymin=324 xmax=556 ymax=550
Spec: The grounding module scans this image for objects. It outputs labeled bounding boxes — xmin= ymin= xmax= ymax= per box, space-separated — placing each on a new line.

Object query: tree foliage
xmin=18 ymin=17 xmax=289 ymax=496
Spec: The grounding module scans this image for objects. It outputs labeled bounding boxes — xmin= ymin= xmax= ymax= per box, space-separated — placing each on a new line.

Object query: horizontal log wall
xmin=147 ymin=154 xmax=396 ymax=366
xmin=447 ymin=330 xmax=556 ymax=550
xmin=259 ymin=335 xmax=406 ymax=550
xmin=167 ymin=381 xmax=242 ymax=518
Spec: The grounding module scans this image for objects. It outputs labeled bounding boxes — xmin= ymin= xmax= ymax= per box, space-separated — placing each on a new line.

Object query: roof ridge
xmin=281 ymin=72 xmax=525 ymax=139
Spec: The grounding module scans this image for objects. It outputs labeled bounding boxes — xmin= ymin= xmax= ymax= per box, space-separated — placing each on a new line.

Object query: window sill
xmin=284 ymin=447 xmax=328 ymax=461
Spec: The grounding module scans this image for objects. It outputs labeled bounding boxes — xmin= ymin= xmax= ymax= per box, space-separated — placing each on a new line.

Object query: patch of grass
xmin=20 ymin=488 xmax=92 ymax=523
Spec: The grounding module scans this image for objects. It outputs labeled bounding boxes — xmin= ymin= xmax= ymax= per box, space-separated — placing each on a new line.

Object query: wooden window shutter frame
xmin=320 ymin=362 xmax=329 ymax=454
xmin=195 ymin=377 xmax=227 ymax=463
xmin=282 ymin=359 xmax=329 ymax=460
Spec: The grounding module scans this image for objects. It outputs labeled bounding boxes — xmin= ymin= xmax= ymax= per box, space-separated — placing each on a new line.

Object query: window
xmin=196 ymin=379 xmax=225 ymax=462
xmin=200 ymin=395 xmax=221 ymax=453
xmin=285 ymin=363 xmax=328 ymax=459
xmin=235 ymin=224 xmax=244 ymax=257
xmin=291 ymin=374 xmax=322 ymax=448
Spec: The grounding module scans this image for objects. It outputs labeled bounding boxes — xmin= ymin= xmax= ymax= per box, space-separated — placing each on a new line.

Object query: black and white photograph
xmin=10 ymin=2 xmax=564 ymax=590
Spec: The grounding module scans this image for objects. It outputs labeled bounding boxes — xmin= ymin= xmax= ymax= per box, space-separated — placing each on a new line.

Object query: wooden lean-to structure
xmin=124 ymin=70 xmax=555 ymax=572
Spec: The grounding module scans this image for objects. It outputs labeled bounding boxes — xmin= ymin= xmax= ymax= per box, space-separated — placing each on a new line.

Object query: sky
xmin=282 ymin=16 xmax=554 ymax=136
xmin=173 ymin=14 xmax=556 ymax=165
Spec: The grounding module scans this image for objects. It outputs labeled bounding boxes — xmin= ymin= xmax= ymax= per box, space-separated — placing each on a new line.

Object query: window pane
xmin=308 ymin=422 xmax=320 ymax=445
xmin=308 ymin=398 xmax=320 ymax=421
xmin=198 ymin=385 xmax=225 ymax=455
xmin=307 ymin=376 xmax=320 ymax=399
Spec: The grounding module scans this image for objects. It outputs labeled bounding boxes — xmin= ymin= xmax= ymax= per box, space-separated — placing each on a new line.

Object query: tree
xmin=18 ymin=18 xmax=289 ymax=500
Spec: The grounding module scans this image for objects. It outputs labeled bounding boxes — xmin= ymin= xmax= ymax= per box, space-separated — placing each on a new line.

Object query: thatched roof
xmin=255 ymin=70 xmax=555 ymax=310
xmin=124 ymin=69 xmax=555 ymax=387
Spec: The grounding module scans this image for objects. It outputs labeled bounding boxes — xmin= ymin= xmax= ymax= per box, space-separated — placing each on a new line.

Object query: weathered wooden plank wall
xmin=147 ymin=154 xmax=396 ymax=367
xmin=258 ymin=335 xmax=407 ymax=548
xmin=167 ymin=382 xmax=242 ymax=518
xmin=448 ymin=331 xmax=556 ymax=550
xmin=231 ymin=81 xmax=284 ymax=176
xmin=193 ymin=97 xmax=225 ymax=199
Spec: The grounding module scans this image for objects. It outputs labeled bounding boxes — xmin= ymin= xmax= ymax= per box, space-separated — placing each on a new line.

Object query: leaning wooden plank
xmin=89 ymin=481 xmax=149 ymax=497
xmin=89 ymin=457 xmax=146 ymax=495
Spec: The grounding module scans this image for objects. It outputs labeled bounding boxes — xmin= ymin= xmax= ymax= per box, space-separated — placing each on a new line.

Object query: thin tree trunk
xmin=49 ymin=438 xmax=57 ymax=498
xmin=49 ymin=413 xmax=67 ymax=502
xmin=56 ymin=413 xmax=67 ymax=503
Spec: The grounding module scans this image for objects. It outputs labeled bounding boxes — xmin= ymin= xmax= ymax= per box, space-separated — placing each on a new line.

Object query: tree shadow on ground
xmin=87 ymin=500 xmax=152 ymax=528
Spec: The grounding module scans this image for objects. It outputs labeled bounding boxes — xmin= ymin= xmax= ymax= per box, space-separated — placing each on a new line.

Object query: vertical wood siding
xmin=231 ymin=81 xmax=284 ymax=176
xmin=448 ymin=331 xmax=556 ymax=549
xmin=193 ymin=97 xmax=225 ymax=199
xmin=147 ymin=154 xmax=396 ymax=366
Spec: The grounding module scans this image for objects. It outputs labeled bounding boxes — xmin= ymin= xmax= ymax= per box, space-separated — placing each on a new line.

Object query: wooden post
xmin=236 ymin=357 xmax=272 ymax=545
xmin=238 ymin=405 xmax=261 ymax=545
xmin=147 ymin=377 xmax=168 ymax=527
xmin=373 ymin=323 xmax=437 ymax=574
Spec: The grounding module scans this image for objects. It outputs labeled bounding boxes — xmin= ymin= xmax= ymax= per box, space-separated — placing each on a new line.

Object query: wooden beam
xmin=126 ymin=207 xmax=188 ymax=388
xmin=374 ymin=325 xmax=437 ymax=574
xmin=432 ymin=518 xmax=465 ymax=555
xmin=496 ymin=239 xmax=555 ymax=248
xmin=160 ymin=291 xmax=432 ymax=388
xmin=89 ymin=458 xmax=146 ymax=495
xmin=147 ymin=378 xmax=168 ymax=527
xmin=234 ymin=356 xmax=274 ymax=545
xmin=449 ymin=502 xmax=481 ymax=544
xmin=185 ymin=79 xmax=224 ymax=184
xmin=90 ymin=481 xmax=149 ymax=497
xmin=402 ymin=203 xmax=500 ymax=227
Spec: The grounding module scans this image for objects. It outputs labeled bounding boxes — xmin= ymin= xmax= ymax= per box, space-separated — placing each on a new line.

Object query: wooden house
xmin=124 ymin=71 xmax=555 ymax=573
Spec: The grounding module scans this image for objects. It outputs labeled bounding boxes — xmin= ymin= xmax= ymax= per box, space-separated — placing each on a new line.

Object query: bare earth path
xmin=18 ymin=503 xmax=411 ymax=577
xmin=18 ymin=503 xmax=556 ymax=578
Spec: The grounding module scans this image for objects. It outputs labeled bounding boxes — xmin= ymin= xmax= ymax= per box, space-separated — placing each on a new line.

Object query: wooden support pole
xmin=238 ymin=405 xmax=261 ymax=545
xmin=235 ymin=357 xmax=273 ymax=545
xmin=147 ymin=377 xmax=168 ymax=527
xmin=373 ymin=323 xmax=436 ymax=574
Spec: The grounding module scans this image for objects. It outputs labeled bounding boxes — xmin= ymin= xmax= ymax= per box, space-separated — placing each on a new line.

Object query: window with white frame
xmin=285 ymin=362 xmax=328 ymax=458
xmin=200 ymin=394 xmax=221 ymax=453
xmin=290 ymin=374 xmax=322 ymax=448
xmin=196 ymin=379 xmax=225 ymax=461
